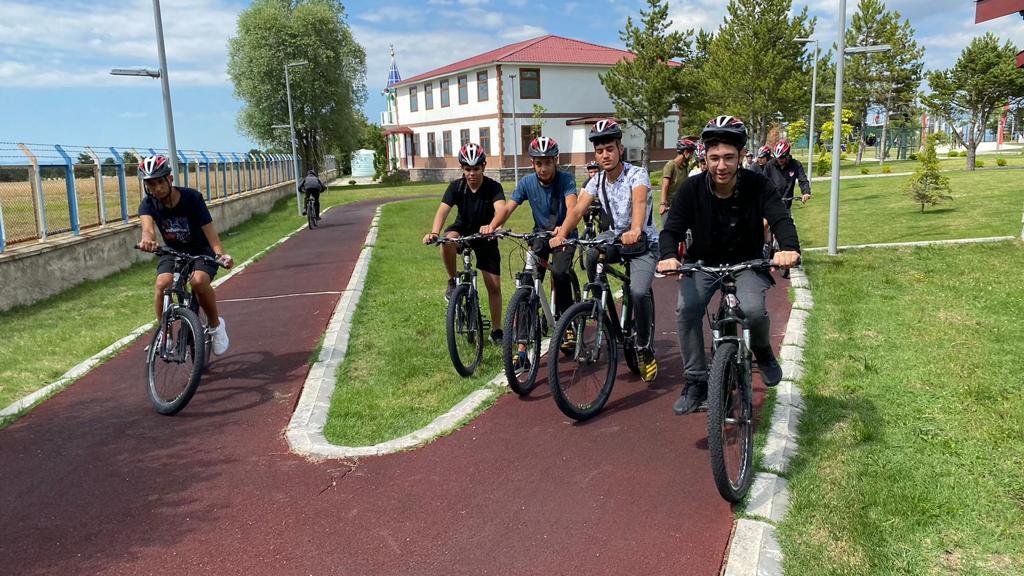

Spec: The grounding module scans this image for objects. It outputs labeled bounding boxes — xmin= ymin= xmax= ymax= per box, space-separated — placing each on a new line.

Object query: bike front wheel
xmin=307 ymin=201 xmax=318 ymax=229
xmin=548 ymin=300 xmax=617 ymax=421
xmin=502 ymin=289 xmax=542 ymax=395
xmin=146 ymin=306 xmax=207 ymax=415
xmin=706 ymin=342 xmax=755 ymax=502
xmin=446 ymin=283 xmax=484 ymax=376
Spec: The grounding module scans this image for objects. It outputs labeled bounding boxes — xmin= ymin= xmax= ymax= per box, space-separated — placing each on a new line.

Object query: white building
xmin=380 ymin=35 xmax=680 ymax=181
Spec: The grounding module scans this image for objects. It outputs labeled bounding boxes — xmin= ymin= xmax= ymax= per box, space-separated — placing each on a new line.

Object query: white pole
xmin=510 ymin=74 xmax=519 ymax=182
xmin=808 ymin=41 xmax=818 ymax=180
xmin=152 ymin=0 xmax=178 ymax=180
xmin=828 ymin=0 xmax=846 ymax=256
xmin=286 ymin=63 xmax=302 ymax=215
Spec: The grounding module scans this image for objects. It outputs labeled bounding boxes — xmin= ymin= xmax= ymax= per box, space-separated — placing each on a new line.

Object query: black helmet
xmin=528 ymin=136 xmax=559 ymax=158
xmin=139 ymin=154 xmax=172 ymax=180
xmin=588 ymin=118 xmax=622 ymax=143
xmin=458 ymin=143 xmax=486 ymax=167
xmin=700 ymin=115 xmax=748 ymax=151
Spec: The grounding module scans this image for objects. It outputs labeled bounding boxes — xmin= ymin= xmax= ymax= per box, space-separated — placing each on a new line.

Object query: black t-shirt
xmin=138 ymin=187 xmax=214 ymax=255
xmin=441 ymin=176 xmax=505 ymax=231
xmin=708 ymin=193 xmax=743 ymax=266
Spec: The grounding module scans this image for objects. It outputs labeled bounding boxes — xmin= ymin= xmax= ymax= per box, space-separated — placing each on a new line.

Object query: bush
xmin=840 ymin=153 xmax=848 ymax=161
xmin=975 ymin=159 xmax=985 ymax=168
xmin=815 ymin=151 xmax=831 ymax=177
xmin=908 ymin=153 xmax=919 ymax=161
xmin=348 ymin=179 xmax=357 ymax=185
xmin=947 ymin=150 xmax=959 ymax=157
xmin=996 ymin=157 xmax=1007 ymax=167
xmin=861 ymin=167 xmax=871 ymax=175
xmin=380 ymin=170 xmax=409 ymax=185
xmin=882 ymin=166 xmax=892 ymax=174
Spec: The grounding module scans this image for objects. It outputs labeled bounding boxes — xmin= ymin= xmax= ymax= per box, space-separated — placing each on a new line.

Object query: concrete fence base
xmin=0 ymin=180 xmax=299 ymax=313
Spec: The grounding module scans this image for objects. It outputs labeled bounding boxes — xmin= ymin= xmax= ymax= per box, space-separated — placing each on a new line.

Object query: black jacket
xmin=659 ymin=169 xmax=800 ymax=264
xmin=764 ymin=157 xmax=811 ymax=203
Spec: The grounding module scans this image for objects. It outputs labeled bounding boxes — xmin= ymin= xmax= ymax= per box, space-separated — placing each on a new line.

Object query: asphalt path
xmin=0 ymin=197 xmax=791 ymax=576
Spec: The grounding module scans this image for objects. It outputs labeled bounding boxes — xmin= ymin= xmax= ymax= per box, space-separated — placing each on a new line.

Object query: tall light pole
xmin=285 ymin=60 xmax=309 ymax=215
xmin=508 ymin=73 xmax=519 ymax=182
xmin=795 ymin=37 xmax=818 ymax=180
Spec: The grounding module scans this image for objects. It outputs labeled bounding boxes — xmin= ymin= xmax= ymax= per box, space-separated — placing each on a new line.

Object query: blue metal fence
xmin=0 ymin=142 xmax=338 ymax=253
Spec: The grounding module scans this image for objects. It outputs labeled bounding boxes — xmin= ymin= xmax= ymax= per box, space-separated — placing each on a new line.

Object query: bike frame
xmin=581 ymin=251 xmax=633 ymax=362
xmin=157 ymin=255 xmax=206 ymax=360
xmin=709 ymin=274 xmax=753 ymax=381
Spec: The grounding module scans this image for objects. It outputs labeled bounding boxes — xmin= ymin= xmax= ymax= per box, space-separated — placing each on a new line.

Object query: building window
xmin=409 ymin=86 xmax=418 ymax=112
xmin=479 ymin=127 xmax=491 ymax=154
xmin=519 ymin=68 xmax=540 ymax=99
xmin=521 ymin=124 xmax=541 ymax=154
xmin=414 ymin=133 xmax=421 ymax=157
xmin=477 ymin=70 xmax=488 ymax=101
xmin=443 ymin=130 xmax=452 ymax=156
xmin=440 ymin=79 xmax=450 ymax=108
xmin=424 ymin=83 xmax=433 ymax=110
xmin=458 ymin=75 xmax=468 ymax=105
xmin=460 ymin=129 xmax=470 ymax=147
xmin=655 ymin=122 xmax=665 ymax=148
xmin=427 ymin=132 xmax=436 ymax=157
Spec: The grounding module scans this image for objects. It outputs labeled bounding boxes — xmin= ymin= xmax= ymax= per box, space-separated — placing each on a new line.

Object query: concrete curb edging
xmin=803 ymin=235 xmax=1015 ymax=253
xmin=0 ymin=214 xmax=323 ymax=421
xmin=721 ymin=266 xmax=813 ymax=576
xmin=286 ymin=205 xmax=518 ymax=460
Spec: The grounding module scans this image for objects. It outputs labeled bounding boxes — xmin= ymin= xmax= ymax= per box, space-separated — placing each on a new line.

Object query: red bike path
xmin=0 ymin=197 xmax=791 ymax=576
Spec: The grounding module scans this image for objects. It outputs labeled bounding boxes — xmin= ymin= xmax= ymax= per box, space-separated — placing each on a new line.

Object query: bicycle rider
xmin=423 ymin=143 xmax=506 ymax=344
xmin=136 ymin=154 xmax=234 ymax=355
xmin=583 ymin=160 xmax=601 ymax=189
xmin=657 ymin=116 xmax=801 ymax=415
xmin=749 ymin=145 xmax=772 ymax=177
xmin=688 ymin=142 xmax=707 ymax=177
xmin=764 ymin=139 xmax=811 ymax=209
xmin=550 ymin=118 xmax=659 ymax=382
xmin=299 ymin=169 xmax=326 ymax=220
xmin=659 ymin=138 xmax=697 ymax=221
xmin=489 ymin=136 xmax=578 ymax=364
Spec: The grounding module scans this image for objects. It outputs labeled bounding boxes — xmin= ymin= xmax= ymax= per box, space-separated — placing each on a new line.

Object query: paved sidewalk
xmin=0 ymin=198 xmax=792 ymax=576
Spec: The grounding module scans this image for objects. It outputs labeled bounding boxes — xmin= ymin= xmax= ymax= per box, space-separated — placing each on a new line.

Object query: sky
xmin=1 ymin=0 xmax=1022 ymax=154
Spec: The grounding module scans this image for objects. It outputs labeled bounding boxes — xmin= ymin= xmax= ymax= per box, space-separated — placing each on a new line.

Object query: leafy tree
xmin=76 ymin=152 xmax=94 ymax=165
xmin=923 ymin=33 xmax=1024 ymax=170
xmin=600 ymin=0 xmax=695 ymax=169
xmin=228 ymin=0 xmax=366 ymax=174
xmin=678 ymin=29 xmax=715 ymax=137
xmin=820 ymin=108 xmax=856 ymax=147
xmin=701 ymin=0 xmax=815 ymax=147
xmin=359 ymin=121 xmax=387 ymax=179
xmin=905 ymin=134 xmax=953 ymax=212
xmin=844 ymin=0 xmax=924 ymax=165
xmin=531 ymin=104 xmax=548 ymax=136
xmin=787 ymin=119 xmax=808 ymax=146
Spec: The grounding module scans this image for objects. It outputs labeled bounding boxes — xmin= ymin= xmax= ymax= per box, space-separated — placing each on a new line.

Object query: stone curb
xmin=803 ymin=235 xmax=1014 ymax=253
xmin=745 ymin=473 xmax=790 ymax=523
xmin=723 ymin=520 xmax=783 ymax=576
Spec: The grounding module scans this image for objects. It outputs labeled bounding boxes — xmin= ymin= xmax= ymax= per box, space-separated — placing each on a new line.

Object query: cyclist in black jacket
xmin=657 ymin=116 xmax=801 ymax=415
xmin=299 ymin=170 xmax=326 ymax=220
xmin=764 ymin=139 xmax=811 ymax=208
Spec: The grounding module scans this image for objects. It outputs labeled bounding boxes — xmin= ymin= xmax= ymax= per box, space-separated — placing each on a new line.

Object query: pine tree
xmin=905 ymin=135 xmax=953 ymax=213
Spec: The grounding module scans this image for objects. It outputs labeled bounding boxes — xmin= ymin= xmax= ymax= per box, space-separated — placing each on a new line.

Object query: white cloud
xmin=502 ymin=25 xmax=546 ymax=41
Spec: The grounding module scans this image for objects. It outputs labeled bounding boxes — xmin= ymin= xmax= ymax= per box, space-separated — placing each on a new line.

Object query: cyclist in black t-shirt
xmin=137 ymin=155 xmax=234 ymax=356
xmin=423 ymin=143 xmax=506 ymax=344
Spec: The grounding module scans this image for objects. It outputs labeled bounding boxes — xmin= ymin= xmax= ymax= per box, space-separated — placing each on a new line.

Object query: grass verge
xmin=779 ymin=243 xmax=1024 ymax=574
xmin=0 ymin=185 xmax=432 ymax=414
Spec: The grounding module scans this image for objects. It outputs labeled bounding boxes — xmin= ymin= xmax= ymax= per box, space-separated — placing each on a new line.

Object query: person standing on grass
xmin=136 ymin=154 xmax=233 ymax=356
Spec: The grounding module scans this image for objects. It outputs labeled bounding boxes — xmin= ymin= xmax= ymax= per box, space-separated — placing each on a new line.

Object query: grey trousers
xmin=583 ymin=231 xmax=657 ymax=349
xmin=676 ymin=269 xmax=773 ymax=381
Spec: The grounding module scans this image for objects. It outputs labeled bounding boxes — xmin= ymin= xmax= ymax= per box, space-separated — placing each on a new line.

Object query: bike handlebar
xmin=659 ymin=259 xmax=777 ymax=277
xmin=427 ymin=232 xmax=504 ymax=245
xmin=135 ymin=244 xmax=225 ymax=268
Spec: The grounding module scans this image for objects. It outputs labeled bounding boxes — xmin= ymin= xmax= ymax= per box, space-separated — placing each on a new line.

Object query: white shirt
xmin=583 ymin=162 xmax=658 ymax=241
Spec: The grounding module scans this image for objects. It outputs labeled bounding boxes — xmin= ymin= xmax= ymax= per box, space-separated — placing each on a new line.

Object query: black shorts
xmin=445 ymin=225 xmax=500 ymax=276
xmin=156 ymin=252 xmax=219 ymax=280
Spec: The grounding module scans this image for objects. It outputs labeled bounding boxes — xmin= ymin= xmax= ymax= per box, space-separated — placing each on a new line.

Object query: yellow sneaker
xmin=637 ymin=348 xmax=658 ymax=383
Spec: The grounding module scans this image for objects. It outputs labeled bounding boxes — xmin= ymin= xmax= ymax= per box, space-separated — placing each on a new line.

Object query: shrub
xmin=996 ymin=157 xmax=1007 ymax=167
xmin=348 ymin=179 xmax=357 ymax=185
xmin=860 ymin=167 xmax=871 ymax=175
xmin=882 ymin=166 xmax=892 ymax=174
xmin=380 ymin=170 xmax=410 ymax=185
xmin=906 ymin=136 xmax=953 ymax=212
xmin=908 ymin=153 xmax=919 ymax=161
xmin=947 ymin=150 xmax=959 ymax=157
xmin=975 ymin=159 xmax=985 ymax=168
xmin=840 ymin=153 xmax=848 ymax=160
xmin=815 ymin=151 xmax=831 ymax=177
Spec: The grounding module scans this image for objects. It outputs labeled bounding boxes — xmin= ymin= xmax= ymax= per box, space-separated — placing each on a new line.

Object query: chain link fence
xmin=0 ymin=142 xmax=338 ymax=252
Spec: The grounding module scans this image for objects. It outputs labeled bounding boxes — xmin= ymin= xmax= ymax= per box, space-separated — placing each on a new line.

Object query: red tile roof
xmin=394 ymin=35 xmax=640 ymax=87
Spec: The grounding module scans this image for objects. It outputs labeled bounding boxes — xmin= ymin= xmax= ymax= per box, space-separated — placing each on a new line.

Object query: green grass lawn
xmin=792 ymin=168 xmax=1024 ymax=248
xmin=780 ymin=243 xmax=1024 ymax=575
xmin=0 ymin=185 xmax=433 ymax=414
xmin=323 ymin=196 xmax=539 ymax=446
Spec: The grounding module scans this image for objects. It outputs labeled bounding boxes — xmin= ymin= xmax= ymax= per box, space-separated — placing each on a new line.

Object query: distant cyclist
xmin=136 ymin=154 xmax=233 ymax=355
xmin=299 ymin=169 xmax=326 ymax=220
xmin=423 ymin=143 xmax=506 ymax=344
xmin=764 ymin=139 xmax=811 ymax=208
xmin=688 ymin=142 xmax=707 ymax=177
xmin=660 ymin=138 xmax=697 ymax=219
xmin=583 ymin=160 xmax=601 ymax=188
xmin=750 ymin=145 xmax=772 ymax=176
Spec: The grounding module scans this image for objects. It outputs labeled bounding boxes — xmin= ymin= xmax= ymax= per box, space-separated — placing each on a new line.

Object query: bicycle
xmin=305 ymin=192 xmax=319 ymax=230
xmin=429 ymin=233 xmax=499 ymax=376
xmin=500 ymin=231 xmax=581 ymax=395
xmin=139 ymin=245 xmax=226 ymax=415
xmin=663 ymin=258 xmax=775 ymax=502
xmin=547 ymin=236 xmax=655 ymax=421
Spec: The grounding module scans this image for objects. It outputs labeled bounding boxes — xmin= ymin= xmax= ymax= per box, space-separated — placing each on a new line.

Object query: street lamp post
xmin=285 ymin=61 xmax=309 ymax=215
xmin=795 ymin=38 xmax=819 ymax=180
xmin=508 ymin=74 xmax=519 ymax=182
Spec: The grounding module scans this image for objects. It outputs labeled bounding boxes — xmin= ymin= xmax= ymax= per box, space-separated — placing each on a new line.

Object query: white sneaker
xmin=209 ymin=317 xmax=229 ymax=356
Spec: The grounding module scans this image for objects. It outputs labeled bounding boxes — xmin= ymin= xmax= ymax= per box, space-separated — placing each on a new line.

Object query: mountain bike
xmin=664 ymin=258 xmax=774 ymax=502
xmin=430 ymin=233 xmax=498 ymax=376
xmin=499 ymin=231 xmax=581 ymax=395
xmin=547 ymin=236 xmax=655 ymax=421
xmin=140 ymin=246 xmax=225 ymax=415
xmin=305 ymin=192 xmax=320 ymax=230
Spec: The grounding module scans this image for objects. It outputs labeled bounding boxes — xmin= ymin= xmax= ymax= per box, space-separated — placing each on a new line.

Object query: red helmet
xmin=528 ymin=136 xmax=559 ymax=158
xmin=588 ymin=118 xmax=622 ymax=143
xmin=774 ymin=139 xmax=792 ymax=158
xmin=676 ymin=138 xmax=698 ymax=153
xmin=696 ymin=141 xmax=706 ymax=162
xmin=139 ymin=154 xmax=172 ymax=180
xmin=458 ymin=143 xmax=486 ymax=167
xmin=757 ymin=145 xmax=772 ymax=159
xmin=701 ymin=115 xmax=748 ymax=150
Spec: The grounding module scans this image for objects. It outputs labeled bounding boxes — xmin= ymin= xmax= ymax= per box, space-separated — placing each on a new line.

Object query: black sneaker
xmin=673 ymin=380 xmax=708 ymax=415
xmin=754 ymin=347 xmax=783 ymax=387
xmin=490 ymin=329 xmax=504 ymax=345
xmin=444 ymin=279 xmax=456 ymax=303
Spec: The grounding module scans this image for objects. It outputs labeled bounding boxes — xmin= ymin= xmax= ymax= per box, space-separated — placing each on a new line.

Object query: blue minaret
xmin=383 ymin=45 xmax=402 ymax=170
xmin=387 ymin=44 xmax=402 ymax=87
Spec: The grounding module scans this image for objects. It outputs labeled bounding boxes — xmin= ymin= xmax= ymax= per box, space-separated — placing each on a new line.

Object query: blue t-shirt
xmin=511 ymin=171 xmax=576 ymax=232
xmin=138 ymin=186 xmax=214 ymax=255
